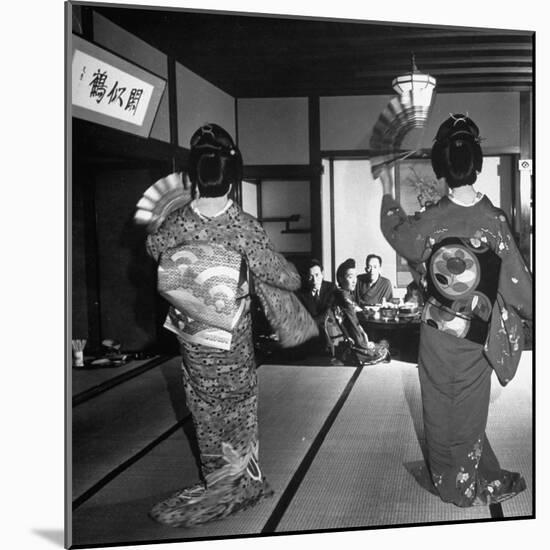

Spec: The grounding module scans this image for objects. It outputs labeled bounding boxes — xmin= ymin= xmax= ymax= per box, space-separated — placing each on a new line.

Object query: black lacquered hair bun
xmin=188 ymin=123 xmax=243 ymax=197
xmin=431 ymin=114 xmax=483 ymax=187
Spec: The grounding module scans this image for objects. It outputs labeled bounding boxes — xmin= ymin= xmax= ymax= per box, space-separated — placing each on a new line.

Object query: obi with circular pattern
xmin=422 ymin=236 xmax=501 ymax=344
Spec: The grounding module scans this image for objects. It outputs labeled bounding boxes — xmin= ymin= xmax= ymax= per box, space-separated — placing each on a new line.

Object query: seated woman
xmin=332 ymin=258 xmax=389 ymax=364
xmin=404 ymin=261 xmax=427 ymax=307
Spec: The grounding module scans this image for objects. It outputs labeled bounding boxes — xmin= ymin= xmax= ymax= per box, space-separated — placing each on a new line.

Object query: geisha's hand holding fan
xmin=134 ymin=172 xmax=193 ymax=233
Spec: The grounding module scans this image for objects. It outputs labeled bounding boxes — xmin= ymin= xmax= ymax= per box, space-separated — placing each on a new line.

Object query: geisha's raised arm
xmin=378 ymin=167 xmax=435 ymax=264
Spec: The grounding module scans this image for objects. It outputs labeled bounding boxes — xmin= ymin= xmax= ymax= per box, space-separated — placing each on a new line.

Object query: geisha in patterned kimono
xmin=140 ymin=124 xmax=317 ymax=527
xmin=378 ymin=114 xmax=532 ymax=507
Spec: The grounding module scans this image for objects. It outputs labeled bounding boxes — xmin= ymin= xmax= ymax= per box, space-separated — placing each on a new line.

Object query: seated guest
xmin=404 ymin=261 xmax=427 ymax=307
xmin=334 ymin=258 xmax=368 ymax=346
xmin=297 ymin=259 xmax=337 ymax=328
xmin=354 ymin=253 xmax=393 ymax=306
xmin=404 ymin=281 xmax=424 ymax=307
xmin=334 ymin=259 xmax=389 ymax=364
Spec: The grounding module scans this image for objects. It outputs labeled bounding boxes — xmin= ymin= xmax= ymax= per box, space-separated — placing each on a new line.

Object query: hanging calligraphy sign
xmin=70 ymin=35 xmax=166 ymax=137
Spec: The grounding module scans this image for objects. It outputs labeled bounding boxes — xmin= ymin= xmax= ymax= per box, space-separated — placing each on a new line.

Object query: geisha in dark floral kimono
xmin=378 ymin=114 xmax=532 ymax=507
xmin=139 ymin=124 xmax=317 ymax=527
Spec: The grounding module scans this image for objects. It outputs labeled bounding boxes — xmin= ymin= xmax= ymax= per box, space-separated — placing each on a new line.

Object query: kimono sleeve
xmin=145 ymin=233 xmax=162 ymax=262
xmin=243 ymin=216 xmax=302 ymax=292
xmin=380 ymin=194 xmax=436 ymax=264
xmin=144 ymin=209 xmax=180 ymax=262
xmin=494 ymin=214 xmax=532 ymax=321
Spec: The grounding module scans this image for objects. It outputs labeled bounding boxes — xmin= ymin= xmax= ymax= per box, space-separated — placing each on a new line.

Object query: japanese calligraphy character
xmin=125 ymin=88 xmax=143 ymax=115
xmin=107 ymin=81 xmax=127 ymax=107
xmin=89 ymin=69 xmax=108 ymax=103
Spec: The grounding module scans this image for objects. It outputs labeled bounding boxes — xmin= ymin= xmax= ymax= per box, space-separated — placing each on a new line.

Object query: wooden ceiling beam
xmin=189 ymin=56 xmax=532 ymax=78
xmin=92 ymin=8 xmax=534 ymax=99
xmin=223 ymin=70 xmax=532 ymax=87
xmin=354 ymin=66 xmax=532 ymax=78
xmin=236 ymin=79 xmax=532 ymax=97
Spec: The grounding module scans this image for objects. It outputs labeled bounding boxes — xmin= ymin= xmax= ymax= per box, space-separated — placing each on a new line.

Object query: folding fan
xmin=369 ymin=67 xmax=436 ymax=179
xmin=134 ymin=172 xmax=192 ymax=233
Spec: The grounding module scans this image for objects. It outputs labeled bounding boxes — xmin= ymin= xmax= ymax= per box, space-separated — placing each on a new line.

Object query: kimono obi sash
xmin=157 ymin=241 xmax=248 ymax=350
xmin=421 ymin=236 xmax=501 ymax=345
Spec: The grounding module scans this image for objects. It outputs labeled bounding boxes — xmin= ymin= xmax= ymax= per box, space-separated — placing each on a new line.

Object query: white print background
xmin=5 ymin=1 xmax=547 ymax=549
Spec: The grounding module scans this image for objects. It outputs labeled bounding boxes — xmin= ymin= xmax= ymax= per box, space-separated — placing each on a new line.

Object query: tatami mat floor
xmin=487 ymin=354 xmax=533 ymax=518
xmin=72 ymin=357 xmax=188 ymax=499
xmin=69 ymin=352 xmax=533 ymax=547
xmin=71 ymin=365 xmax=355 ymax=546
xmin=71 ymin=357 xmax=162 ymax=397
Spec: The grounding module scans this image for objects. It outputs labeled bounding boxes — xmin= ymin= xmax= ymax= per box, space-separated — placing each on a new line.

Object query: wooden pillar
xmin=329 ymin=158 xmax=336 ymax=283
xmin=78 ymin=160 xmax=102 ymax=352
xmin=167 ymin=56 xmax=179 ymax=171
xmin=309 ymin=96 xmax=322 ymax=261
xmin=518 ymin=91 xmax=532 ymax=268
xmin=233 ymin=99 xmax=242 ymax=205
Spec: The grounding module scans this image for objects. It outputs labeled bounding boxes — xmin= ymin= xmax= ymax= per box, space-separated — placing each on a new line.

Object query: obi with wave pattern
xmin=158 ymin=241 xmax=248 ymax=350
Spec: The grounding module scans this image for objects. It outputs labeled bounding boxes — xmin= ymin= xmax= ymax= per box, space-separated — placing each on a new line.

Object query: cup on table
xmin=72 ymin=339 xmax=87 ymax=367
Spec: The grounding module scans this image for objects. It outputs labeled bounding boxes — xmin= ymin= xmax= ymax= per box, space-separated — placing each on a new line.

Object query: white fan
xmin=134 ymin=172 xmax=191 ymax=232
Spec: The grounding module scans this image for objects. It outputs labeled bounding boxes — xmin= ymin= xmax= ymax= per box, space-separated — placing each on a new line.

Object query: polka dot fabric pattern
xmin=146 ymin=202 xmax=302 ymax=293
xmin=149 ymin=312 xmax=274 ymax=528
xmin=145 ymin=200 xmax=305 ymax=528
xmin=253 ymin=278 xmax=319 ymax=348
xmin=147 ymin=201 xmax=317 ymax=349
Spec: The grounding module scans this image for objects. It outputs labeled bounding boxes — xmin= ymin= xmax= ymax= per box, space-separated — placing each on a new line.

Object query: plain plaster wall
xmin=333 ymin=159 xmax=398 ymax=288
xmin=237 ymin=98 xmax=309 ymax=165
xmin=321 ymin=92 xmax=520 ymax=152
xmin=176 ymin=64 xmax=236 ymax=148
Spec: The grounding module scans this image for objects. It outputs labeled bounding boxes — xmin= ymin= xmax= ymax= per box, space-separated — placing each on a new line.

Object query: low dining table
xmin=358 ymin=310 xmax=421 ymax=362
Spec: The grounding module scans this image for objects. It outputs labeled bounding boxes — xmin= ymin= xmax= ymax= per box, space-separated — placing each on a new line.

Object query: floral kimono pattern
xmin=146 ymin=200 xmax=308 ymax=527
xmin=381 ymin=193 xmax=532 ymax=506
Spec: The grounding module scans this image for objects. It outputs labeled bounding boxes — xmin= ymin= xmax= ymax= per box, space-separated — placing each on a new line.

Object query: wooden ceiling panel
xmin=93 ymin=6 xmax=534 ymax=98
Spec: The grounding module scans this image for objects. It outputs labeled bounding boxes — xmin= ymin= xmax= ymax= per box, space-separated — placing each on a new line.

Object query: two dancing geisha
xmin=136 ymin=115 xmax=531 ymax=528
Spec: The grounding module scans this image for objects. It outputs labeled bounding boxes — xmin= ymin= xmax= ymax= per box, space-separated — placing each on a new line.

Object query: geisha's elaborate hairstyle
xmin=188 ymin=123 xmax=243 ymax=197
xmin=431 ymin=114 xmax=483 ymax=189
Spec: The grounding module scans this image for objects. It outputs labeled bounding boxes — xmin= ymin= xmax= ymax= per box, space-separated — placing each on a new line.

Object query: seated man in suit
xmin=354 ymin=253 xmax=393 ymax=306
xmin=298 ymin=259 xmax=337 ymax=330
